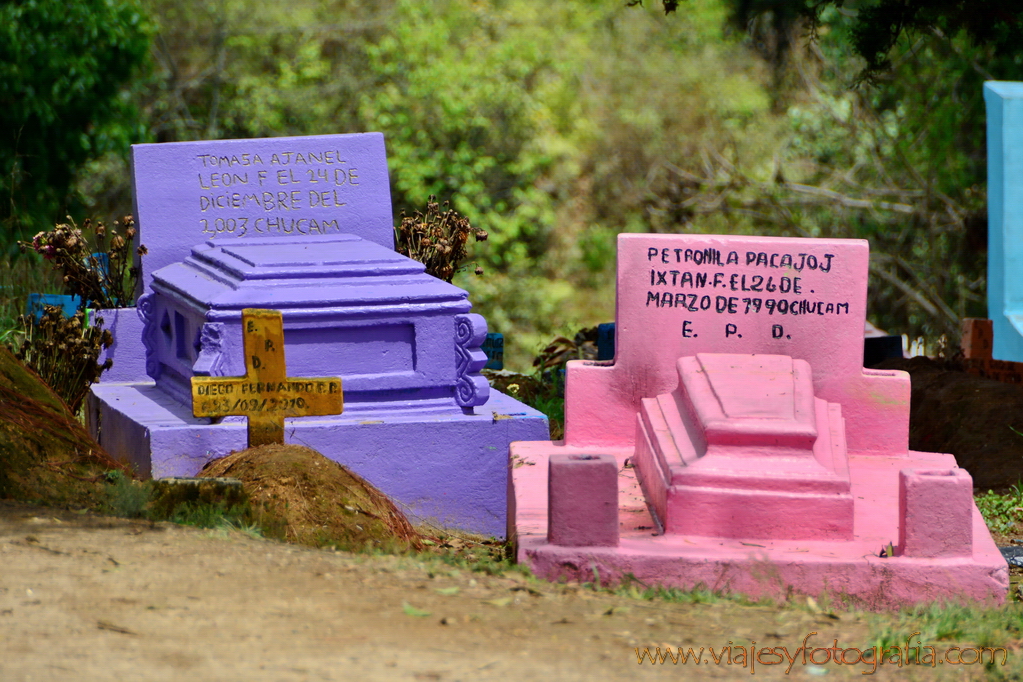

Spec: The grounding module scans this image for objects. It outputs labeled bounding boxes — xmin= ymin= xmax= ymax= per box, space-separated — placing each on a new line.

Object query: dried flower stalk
xmin=394 ymin=197 xmax=486 ymax=283
xmin=21 ymin=215 xmax=146 ymax=309
xmin=16 ymin=306 xmax=113 ymax=413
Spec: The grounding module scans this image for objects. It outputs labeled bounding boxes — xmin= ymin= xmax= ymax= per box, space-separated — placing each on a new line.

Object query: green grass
xmin=166 ymin=499 xmax=255 ymax=530
xmin=610 ymin=581 xmax=1021 ymax=677
xmin=614 ymin=580 xmax=754 ymax=606
xmin=976 ymin=483 xmax=1023 ymax=535
xmin=528 ymin=390 xmax=564 ymax=440
xmin=102 ymin=470 xmax=263 ymax=537
xmin=867 ymin=602 xmax=1021 ymax=653
xmin=102 ymin=470 xmax=151 ymax=518
xmin=501 ymin=562 xmax=1023 ymax=674
xmin=863 ymin=602 xmax=1022 ymax=678
xmin=408 ymin=533 xmax=528 ymax=578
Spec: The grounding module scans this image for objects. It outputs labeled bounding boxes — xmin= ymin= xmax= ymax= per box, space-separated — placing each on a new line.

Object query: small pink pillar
xmin=547 ymin=454 xmax=619 ymax=547
xmin=899 ymin=468 xmax=973 ymax=558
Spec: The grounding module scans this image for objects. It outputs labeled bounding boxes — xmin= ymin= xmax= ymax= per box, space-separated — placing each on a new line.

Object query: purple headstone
xmin=97 ymin=133 xmax=392 ymax=383
xmin=131 ymin=133 xmax=394 ymax=294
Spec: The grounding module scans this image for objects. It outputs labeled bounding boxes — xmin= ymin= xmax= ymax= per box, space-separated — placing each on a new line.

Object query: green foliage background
xmin=4 ymin=0 xmax=1020 ymax=367
xmin=0 ymin=0 xmax=152 ymax=254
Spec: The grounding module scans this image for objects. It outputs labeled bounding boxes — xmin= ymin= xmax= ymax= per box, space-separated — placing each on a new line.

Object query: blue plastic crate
xmin=482 ymin=332 xmax=504 ymax=370
xmin=25 ymin=294 xmax=83 ymax=322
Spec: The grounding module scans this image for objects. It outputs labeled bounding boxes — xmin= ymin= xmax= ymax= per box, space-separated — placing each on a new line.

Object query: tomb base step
xmin=88 ymin=383 xmax=549 ymax=538
xmin=509 ymin=441 xmax=1008 ymax=610
xmin=662 ymin=485 xmax=855 ymax=541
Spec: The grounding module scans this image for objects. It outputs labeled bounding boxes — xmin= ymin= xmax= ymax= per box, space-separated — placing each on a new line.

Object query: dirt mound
xmin=878 ymin=356 xmax=1023 ymax=489
xmin=199 ymin=444 xmax=422 ymax=551
xmin=0 ymin=345 xmax=124 ymax=507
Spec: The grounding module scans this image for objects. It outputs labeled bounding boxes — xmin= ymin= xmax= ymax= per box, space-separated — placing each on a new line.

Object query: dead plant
xmin=15 ymin=306 xmax=112 ymax=413
xmin=21 ymin=215 xmax=147 ymax=309
xmin=394 ymin=197 xmax=487 ymax=282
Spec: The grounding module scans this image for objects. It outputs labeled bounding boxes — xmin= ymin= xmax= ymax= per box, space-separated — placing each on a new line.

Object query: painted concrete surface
xmin=102 ymin=133 xmax=396 ymax=380
xmin=899 ymin=468 xmax=974 ymax=559
xmin=985 ymin=82 xmax=1023 ymax=362
xmin=510 ymin=442 xmax=1007 ymax=610
xmin=88 ymin=234 xmax=548 ymax=538
xmin=140 ymin=236 xmax=488 ymax=411
xmin=547 ymin=453 xmax=619 ymax=547
xmin=634 ymin=354 xmax=855 ymax=542
xmin=91 ymin=132 xmax=550 ymax=538
xmin=94 ymin=307 xmax=147 ymax=383
xmin=90 ymin=383 xmax=547 ymax=537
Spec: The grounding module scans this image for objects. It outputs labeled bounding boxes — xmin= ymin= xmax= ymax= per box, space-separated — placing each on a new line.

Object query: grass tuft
xmin=864 ymin=602 xmax=1022 ymax=675
xmin=103 ymin=470 xmax=151 ymax=519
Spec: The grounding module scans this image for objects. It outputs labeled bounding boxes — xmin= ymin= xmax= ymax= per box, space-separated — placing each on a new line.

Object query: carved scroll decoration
xmin=137 ymin=293 xmax=161 ymax=380
xmin=454 ymin=313 xmax=490 ymax=408
xmin=192 ymin=322 xmax=228 ymax=377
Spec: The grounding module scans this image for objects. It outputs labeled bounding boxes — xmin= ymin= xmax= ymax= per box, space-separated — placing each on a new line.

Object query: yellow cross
xmin=191 ymin=309 xmax=343 ymax=447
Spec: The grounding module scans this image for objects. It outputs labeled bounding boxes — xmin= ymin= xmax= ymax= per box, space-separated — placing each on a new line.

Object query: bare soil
xmin=2 ymin=501 xmax=1008 ymax=682
xmin=197 ymin=444 xmax=422 ymax=552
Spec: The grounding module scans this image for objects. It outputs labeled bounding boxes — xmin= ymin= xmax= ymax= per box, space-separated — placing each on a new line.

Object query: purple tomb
xmin=88 ymin=135 xmax=549 ymax=536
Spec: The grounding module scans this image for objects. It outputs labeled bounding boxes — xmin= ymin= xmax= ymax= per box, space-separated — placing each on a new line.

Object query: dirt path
xmin=0 ymin=501 xmax=999 ymax=681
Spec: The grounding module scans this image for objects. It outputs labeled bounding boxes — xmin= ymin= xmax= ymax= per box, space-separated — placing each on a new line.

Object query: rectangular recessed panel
xmin=285 ymin=325 xmax=415 ymax=376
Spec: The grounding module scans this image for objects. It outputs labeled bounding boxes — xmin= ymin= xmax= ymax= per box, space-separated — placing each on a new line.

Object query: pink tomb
xmin=509 ymin=234 xmax=1007 ymax=609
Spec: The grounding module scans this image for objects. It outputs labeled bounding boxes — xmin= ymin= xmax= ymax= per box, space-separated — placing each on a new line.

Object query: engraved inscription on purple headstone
xmin=131 ymin=132 xmax=394 ymax=293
